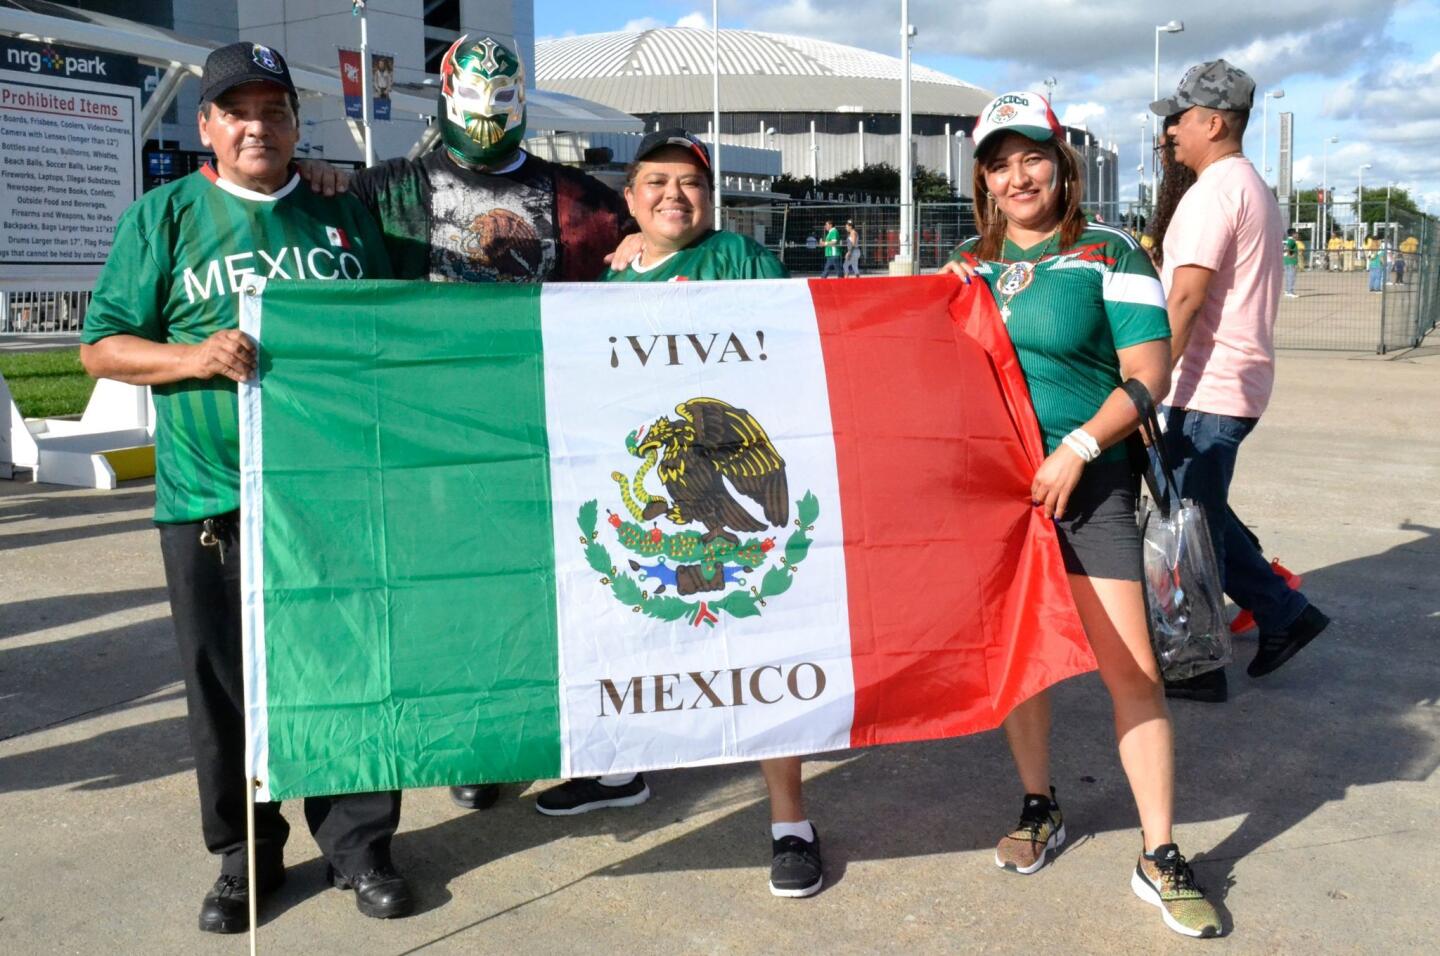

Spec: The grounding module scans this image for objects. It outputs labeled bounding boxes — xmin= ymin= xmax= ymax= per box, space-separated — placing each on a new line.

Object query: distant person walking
xmin=842 ymin=220 xmax=861 ymax=277
xmin=1368 ymin=247 xmax=1385 ymax=292
xmin=1150 ymin=59 xmax=1330 ymax=702
xmin=820 ymin=219 xmax=842 ymax=277
xmin=1282 ymin=229 xmax=1299 ymax=298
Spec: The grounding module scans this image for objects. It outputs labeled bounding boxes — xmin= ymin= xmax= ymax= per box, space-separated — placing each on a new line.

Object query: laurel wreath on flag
xmin=577 ymin=493 xmax=819 ymax=626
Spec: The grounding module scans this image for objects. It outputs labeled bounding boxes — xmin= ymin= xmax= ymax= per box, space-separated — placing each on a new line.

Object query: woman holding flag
xmin=529 ymin=128 xmax=823 ymax=900
xmin=940 ymin=92 xmax=1222 ymax=938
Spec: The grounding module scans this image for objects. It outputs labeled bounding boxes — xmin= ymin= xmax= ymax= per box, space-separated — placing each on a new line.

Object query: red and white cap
xmin=972 ymin=91 xmax=1065 ymax=153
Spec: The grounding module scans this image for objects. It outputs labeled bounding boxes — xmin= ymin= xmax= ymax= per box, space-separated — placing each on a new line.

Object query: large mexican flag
xmin=239 ymin=275 xmax=1093 ymax=801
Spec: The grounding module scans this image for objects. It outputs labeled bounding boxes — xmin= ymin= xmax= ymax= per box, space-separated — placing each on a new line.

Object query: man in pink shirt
xmin=1150 ymin=60 xmax=1329 ymax=702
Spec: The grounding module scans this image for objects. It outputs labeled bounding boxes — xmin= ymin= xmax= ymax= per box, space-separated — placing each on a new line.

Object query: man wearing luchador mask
xmin=346 ymin=34 xmax=631 ymax=283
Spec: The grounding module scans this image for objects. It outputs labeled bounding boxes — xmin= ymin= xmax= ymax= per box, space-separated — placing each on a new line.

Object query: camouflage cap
xmin=1149 ymin=59 xmax=1255 ymax=115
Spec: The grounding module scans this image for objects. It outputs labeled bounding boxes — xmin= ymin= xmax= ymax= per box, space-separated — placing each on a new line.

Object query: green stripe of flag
xmin=255 ymin=280 xmax=561 ymax=798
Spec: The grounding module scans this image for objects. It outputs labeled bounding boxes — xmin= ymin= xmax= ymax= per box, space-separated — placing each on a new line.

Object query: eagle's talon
xmin=641 ymin=500 xmax=668 ymax=521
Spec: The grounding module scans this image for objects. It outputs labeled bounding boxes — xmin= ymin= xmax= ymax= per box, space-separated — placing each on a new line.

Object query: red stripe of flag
xmin=807 ymin=276 xmax=1093 ymax=747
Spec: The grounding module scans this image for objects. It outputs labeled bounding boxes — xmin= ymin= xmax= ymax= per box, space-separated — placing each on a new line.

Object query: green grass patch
xmin=0 ymin=348 xmax=95 ymax=418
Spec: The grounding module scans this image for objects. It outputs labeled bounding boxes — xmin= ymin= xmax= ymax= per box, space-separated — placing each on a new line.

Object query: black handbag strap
xmin=1121 ymin=379 xmax=1178 ymax=518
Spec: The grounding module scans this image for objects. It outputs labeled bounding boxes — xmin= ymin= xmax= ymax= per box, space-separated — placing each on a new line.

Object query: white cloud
xmin=624 ymin=11 xmax=712 ymax=32
xmin=1060 ymin=102 xmax=1107 ymax=130
xmin=724 ymin=1 xmax=1402 ymax=75
xmin=1326 ymin=51 xmax=1440 ymax=119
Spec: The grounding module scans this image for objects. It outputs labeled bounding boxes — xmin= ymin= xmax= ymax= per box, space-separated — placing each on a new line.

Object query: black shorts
xmin=1053 ymin=457 xmax=1143 ymax=581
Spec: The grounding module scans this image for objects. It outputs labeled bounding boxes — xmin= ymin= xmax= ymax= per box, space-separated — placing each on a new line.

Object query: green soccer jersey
xmin=1283 ymin=237 xmax=1298 ymax=266
xmin=950 ymin=224 xmax=1171 ymax=463
xmin=82 ymin=166 xmax=392 ymax=523
xmin=603 ymin=229 xmax=788 ymax=282
xmin=823 ymin=227 xmax=841 ymax=258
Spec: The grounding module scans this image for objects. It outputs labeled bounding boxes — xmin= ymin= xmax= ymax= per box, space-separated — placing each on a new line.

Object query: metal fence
xmin=720 ymin=197 xmax=1439 ymax=353
xmin=0 ymin=290 xmax=91 ymax=334
xmin=4 ymin=199 xmax=1434 ymax=353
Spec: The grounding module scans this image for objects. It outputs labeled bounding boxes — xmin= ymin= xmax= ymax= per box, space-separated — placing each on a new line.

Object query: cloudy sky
xmin=538 ymin=1 xmax=1440 ymax=210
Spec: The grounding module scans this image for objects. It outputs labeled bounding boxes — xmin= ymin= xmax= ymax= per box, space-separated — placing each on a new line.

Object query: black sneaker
xmin=1164 ymin=668 xmax=1229 ymax=703
xmin=449 ymin=783 xmax=500 ymax=810
xmin=534 ymin=774 xmax=650 ymax=816
xmin=1249 ymin=604 xmax=1330 ymax=677
xmin=769 ymin=829 xmax=823 ymax=898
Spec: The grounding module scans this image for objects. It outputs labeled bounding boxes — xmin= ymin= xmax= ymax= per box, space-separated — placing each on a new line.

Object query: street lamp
xmin=896 ymin=1 xmax=915 ymax=272
xmin=1261 ymin=89 xmax=1285 ymax=185
xmin=1321 ymin=135 xmax=1339 ymax=252
xmin=1151 ymin=19 xmax=1184 ymax=201
xmin=1097 ymin=152 xmax=1106 ymax=220
xmin=1043 ymin=76 xmax=1057 ymax=107
xmin=1357 ymin=162 xmax=1373 ymax=234
xmin=711 ymin=0 xmax=722 ymax=218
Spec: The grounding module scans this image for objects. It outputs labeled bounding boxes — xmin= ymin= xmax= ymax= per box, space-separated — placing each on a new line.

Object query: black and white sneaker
xmin=534 ymin=774 xmax=650 ymax=815
xmin=769 ymin=829 xmax=823 ymax=898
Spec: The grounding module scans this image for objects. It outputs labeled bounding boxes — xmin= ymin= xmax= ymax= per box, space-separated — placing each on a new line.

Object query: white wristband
xmin=1062 ymin=428 xmax=1101 ymax=463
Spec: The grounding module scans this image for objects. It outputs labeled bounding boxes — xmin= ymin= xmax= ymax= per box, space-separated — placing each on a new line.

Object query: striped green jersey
xmin=82 ymin=166 xmax=391 ymax=523
xmin=603 ymin=230 xmax=787 ymax=281
xmin=951 ymin=224 xmax=1170 ymax=462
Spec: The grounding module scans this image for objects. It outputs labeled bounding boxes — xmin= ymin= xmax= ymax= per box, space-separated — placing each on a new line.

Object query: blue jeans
xmin=1151 ymin=407 xmax=1307 ymax=633
xmin=1283 ymin=263 xmax=1296 ymax=294
xmin=1369 ymin=266 xmax=1384 ymax=291
xmin=820 ymin=257 xmax=842 ymax=278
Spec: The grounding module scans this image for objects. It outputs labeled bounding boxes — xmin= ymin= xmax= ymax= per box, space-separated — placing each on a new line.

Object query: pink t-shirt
xmin=1161 ymin=155 xmax=1283 ymax=418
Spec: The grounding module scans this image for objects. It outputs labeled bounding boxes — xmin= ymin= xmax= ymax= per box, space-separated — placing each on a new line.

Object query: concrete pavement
xmin=2 ymin=344 xmax=1437 ymax=954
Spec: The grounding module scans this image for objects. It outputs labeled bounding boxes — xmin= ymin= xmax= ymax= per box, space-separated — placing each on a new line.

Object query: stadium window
xmin=779 ymin=114 xmax=810 ymax=135
xmin=424 ymin=0 xmax=461 ymax=31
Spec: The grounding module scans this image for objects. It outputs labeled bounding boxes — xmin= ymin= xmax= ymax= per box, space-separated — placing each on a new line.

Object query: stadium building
xmin=536 ymin=28 xmax=1119 ymax=206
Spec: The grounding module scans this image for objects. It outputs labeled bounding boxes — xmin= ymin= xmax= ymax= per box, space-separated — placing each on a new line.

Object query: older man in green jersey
xmin=80 ymin=42 xmax=411 ymax=934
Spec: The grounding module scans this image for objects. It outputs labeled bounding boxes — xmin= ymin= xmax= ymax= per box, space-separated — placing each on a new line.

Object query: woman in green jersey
xmin=530 ymin=129 xmax=817 ymax=899
xmin=941 ymin=93 xmax=1221 ymax=939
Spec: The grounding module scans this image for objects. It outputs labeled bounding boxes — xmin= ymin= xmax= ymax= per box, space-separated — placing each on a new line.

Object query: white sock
xmin=597 ymin=773 xmax=637 ymax=787
xmin=771 ymin=820 xmax=815 ymax=842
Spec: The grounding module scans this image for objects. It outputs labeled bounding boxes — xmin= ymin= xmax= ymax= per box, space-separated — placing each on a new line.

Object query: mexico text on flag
xmin=238 ymin=276 xmax=1094 ymax=800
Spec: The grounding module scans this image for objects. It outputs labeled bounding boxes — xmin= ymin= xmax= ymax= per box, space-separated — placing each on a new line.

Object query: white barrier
xmin=1 ymin=373 xmax=155 ymax=488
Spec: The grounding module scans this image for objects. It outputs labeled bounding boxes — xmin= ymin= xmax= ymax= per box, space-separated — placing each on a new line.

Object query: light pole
xmin=1261 ymin=88 xmax=1285 ymax=186
xmin=1357 ymin=162 xmax=1372 ymax=235
xmin=1151 ymin=19 xmax=1184 ymax=201
xmin=896 ymin=0 xmax=915 ymax=272
xmin=711 ymin=0 xmax=722 ymax=219
xmin=1096 ymin=152 xmax=1107 ymax=221
xmin=354 ymin=0 xmax=373 ymax=166
xmin=1321 ymin=135 xmax=1339 ymax=254
xmin=1043 ymin=75 xmax=1057 ymax=109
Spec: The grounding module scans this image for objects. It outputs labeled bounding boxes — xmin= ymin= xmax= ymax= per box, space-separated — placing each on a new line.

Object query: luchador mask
xmin=439 ymin=34 xmax=527 ymax=166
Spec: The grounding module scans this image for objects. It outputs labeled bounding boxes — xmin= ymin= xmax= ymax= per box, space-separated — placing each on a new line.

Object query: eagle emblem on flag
xmin=577 ymin=398 xmax=817 ymax=628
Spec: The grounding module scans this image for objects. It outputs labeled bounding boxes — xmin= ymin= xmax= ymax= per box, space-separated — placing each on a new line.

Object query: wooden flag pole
xmin=247 ymin=777 xmax=259 ymax=955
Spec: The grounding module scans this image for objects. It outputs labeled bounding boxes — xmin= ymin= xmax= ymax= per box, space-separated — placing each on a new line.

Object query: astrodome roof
xmin=536 ymin=28 xmax=993 ymax=116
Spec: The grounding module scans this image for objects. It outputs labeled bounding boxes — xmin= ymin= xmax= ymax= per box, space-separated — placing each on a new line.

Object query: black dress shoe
xmin=1164 ymin=668 xmax=1229 ymax=703
xmin=198 ymin=869 xmax=284 ymax=934
xmin=1249 ymin=604 xmax=1330 ymax=677
xmin=450 ymin=783 xmax=500 ymax=810
xmin=328 ymin=864 xmax=415 ymax=919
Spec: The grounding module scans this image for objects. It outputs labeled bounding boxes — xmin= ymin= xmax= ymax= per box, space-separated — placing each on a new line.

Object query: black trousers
xmin=158 ymin=513 xmax=401 ymax=878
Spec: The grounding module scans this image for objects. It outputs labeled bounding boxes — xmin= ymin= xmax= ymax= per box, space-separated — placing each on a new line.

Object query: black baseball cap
xmin=633 ymin=127 xmax=711 ymax=170
xmin=201 ymin=42 xmax=297 ymax=105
